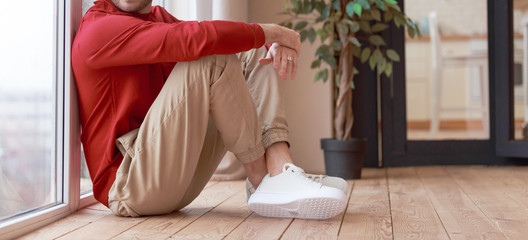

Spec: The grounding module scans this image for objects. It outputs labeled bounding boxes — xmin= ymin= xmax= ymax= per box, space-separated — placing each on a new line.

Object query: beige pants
xmin=108 ymin=47 xmax=288 ymax=217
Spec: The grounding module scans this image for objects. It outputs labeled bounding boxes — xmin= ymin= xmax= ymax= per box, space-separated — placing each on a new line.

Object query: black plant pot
xmin=320 ymin=138 xmax=367 ymax=179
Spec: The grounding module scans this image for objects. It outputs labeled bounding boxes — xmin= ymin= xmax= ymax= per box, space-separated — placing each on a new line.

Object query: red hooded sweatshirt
xmin=71 ymin=0 xmax=265 ymax=206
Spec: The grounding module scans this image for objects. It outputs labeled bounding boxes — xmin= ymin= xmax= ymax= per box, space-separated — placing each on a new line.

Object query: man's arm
xmin=76 ymin=14 xmax=265 ymax=69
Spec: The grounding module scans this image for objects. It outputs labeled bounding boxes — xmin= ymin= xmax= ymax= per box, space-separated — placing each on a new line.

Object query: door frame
xmin=380 ymin=0 xmax=524 ymax=166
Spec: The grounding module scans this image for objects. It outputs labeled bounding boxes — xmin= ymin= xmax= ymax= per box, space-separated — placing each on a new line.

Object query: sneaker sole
xmin=248 ymin=189 xmax=347 ymax=219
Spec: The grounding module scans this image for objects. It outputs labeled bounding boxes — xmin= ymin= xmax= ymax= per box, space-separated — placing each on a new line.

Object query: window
xmin=0 ymin=0 xmax=59 ymax=221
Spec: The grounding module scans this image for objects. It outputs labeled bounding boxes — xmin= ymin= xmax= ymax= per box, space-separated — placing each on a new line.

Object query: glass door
xmin=495 ymin=0 xmax=528 ymax=158
xmin=381 ymin=0 xmax=513 ymax=166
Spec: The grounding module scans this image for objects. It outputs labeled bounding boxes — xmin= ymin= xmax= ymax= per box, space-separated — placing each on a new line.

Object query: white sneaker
xmin=245 ymin=171 xmax=348 ymax=201
xmin=247 ymin=163 xmax=348 ymax=219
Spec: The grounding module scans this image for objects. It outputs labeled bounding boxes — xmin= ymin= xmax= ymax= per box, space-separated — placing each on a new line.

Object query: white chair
xmin=428 ymin=11 xmax=489 ymax=137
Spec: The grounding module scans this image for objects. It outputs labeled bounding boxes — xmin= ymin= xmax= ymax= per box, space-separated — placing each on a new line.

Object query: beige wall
xmin=249 ymin=0 xmax=332 ymax=173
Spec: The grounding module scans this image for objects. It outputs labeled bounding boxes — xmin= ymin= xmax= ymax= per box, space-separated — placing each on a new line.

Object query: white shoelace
xmin=283 ymin=163 xmax=325 ymax=185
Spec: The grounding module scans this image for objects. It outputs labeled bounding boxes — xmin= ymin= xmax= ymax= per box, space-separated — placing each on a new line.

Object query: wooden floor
xmin=19 ymin=166 xmax=528 ymax=240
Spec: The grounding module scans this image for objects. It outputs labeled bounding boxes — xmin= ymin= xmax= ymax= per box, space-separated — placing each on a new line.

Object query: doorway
xmin=381 ymin=0 xmax=527 ymax=166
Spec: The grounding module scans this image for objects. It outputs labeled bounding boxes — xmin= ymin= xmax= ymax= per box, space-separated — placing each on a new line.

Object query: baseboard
xmin=407 ymin=119 xmax=524 ymax=130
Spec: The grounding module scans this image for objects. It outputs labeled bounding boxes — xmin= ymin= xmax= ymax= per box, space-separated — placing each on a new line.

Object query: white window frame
xmin=0 ymin=0 xmax=91 ymax=238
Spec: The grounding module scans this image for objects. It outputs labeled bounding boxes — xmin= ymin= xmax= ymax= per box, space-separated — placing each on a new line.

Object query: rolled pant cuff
xmin=235 ymin=143 xmax=265 ymax=164
xmin=262 ymin=128 xmax=290 ymax=149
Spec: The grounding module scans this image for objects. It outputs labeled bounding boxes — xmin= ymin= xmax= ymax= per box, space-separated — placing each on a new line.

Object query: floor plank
xmin=223 ymin=213 xmax=292 ymax=240
xmin=446 ymin=166 xmax=528 ymax=239
xmin=110 ymin=181 xmax=242 ymax=240
xmin=339 ymin=168 xmax=392 ymax=240
xmin=17 ymin=209 xmax=111 ymax=240
xmin=18 ymin=166 xmax=528 ymax=240
xmin=280 ymin=180 xmax=354 ymax=240
xmin=477 ymin=166 xmax=528 ymax=209
xmin=416 ymin=167 xmax=507 ymax=240
xmin=85 ymin=203 xmax=110 ymax=212
xmin=170 ymin=183 xmax=249 ymax=239
xmin=56 ymin=214 xmax=146 ymax=240
xmin=387 ymin=167 xmax=450 ymax=240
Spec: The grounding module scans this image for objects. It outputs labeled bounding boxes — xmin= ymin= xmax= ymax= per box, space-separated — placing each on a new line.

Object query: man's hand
xmin=259 ymin=43 xmax=298 ymax=80
xmin=258 ymin=24 xmax=301 ymax=80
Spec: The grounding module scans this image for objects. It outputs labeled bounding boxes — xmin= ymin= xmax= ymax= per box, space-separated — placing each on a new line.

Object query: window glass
xmin=513 ymin=0 xmax=528 ymax=140
xmin=405 ymin=0 xmax=489 ymax=140
xmin=0 ymin=0 xmax=57 ymax=220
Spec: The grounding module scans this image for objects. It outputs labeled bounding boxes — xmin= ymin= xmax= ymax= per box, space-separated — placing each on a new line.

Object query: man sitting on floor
xmin=72 ymin=0 xmax=348 ymax=219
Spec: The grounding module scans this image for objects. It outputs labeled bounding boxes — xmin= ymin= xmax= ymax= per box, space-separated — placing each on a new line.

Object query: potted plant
xmin=280 ymin=0 xmax=420 ymax=178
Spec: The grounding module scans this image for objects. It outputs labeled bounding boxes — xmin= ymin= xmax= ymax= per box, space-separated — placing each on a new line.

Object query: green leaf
xmin=323 ymin=55 xmax=337 ymax=69
xmin=311 ymin=59 xmax=321 ymax=68
xmin=377 ymin=57 xmax=386 ymax=75
xmin=369 ymin=55 xmax=377 ymax=70
xmin=336 ymin=22 xmax=349 ymax=36
xmin=361 ymin=48 xmax=371 ymax=63
xmin=294 ymin=21 xmax=308 ymax=30
xmin=349 ymin=37 xmax=361 ymax=47
xmin=292 ymin=0 xmax=301 ymax=12
xmin=318 ymin=29 xmax=329 ymax=42
xmin=321 ymin=68 xmax=329 ymax=82
xmin=322 ymin=4 xmax=330 ymax=18
xmin=314 ymin=70 xmax=323 ymax=82
xmin=323 ymin=21 xmax=334 ymax=33
xmin=386 ymin=49 xmax=400 ymax=62
xmin=371 ymin=23 xmax=389 ymax=32
xmin=302 ymin=0 xmax=313 ymax=13
xmin=347 ymin=20 xmax=360 ymax=32
xmin=384 ymin=62 xmax=393 ymax=77
xmin=353 ymin=3 xmax=363 ymax=17
xmin=385 ymin=0 xmax=398 ymax=4
xmin=369 ymin=35 xmax=386 ymax=46
xmin=330 ymin=40 xmax=342 ymax=51
xmin=315 ymin=1 xmax=326 ymax=15
xmin=345 ymin=2 xmax=355 ymax=18
xmin=373 ymin=49 xmax=383 ymax=65
xmin=371 ymin=9 xmax=381 ymax=21
xmin=353 ymin=67 xmax=359 ymax=75
xmin=374 ymin=0 xmax=385 ymax=11
xmin=358 ymin=0 xmax=371 ymax=10
xmin=353 ymin=46 xmax=361 ymax=58
xmin=359 ymin=21 xmax=371 ymax=33
xmin=407 ymin=25 xmax=416 ymax=38
xmin=300 ymin=30 xmax=308 ymax=42
xmin=316 ymin=44 xmax=330 ymax=57
xmin=333 ymin=0 xmax=340 ymax=10
xmin=286 ymin=22 xmax=293 ymax=29
xmin=394 ymin=15 xmax=405 ymax=28
xmin=384 ymin=9 xmax=393 ymax=22
xmin=387 ymin=2 xmax=401 ymax=11
xmin=308 ymin=28 xmax=317 ymax=43
xmin=350 ymin=80 xmax=355 ymax=89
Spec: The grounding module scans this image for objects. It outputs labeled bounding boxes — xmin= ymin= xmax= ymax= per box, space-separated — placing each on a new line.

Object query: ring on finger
xmin=287 ymin=56 xmax=294 ymax=62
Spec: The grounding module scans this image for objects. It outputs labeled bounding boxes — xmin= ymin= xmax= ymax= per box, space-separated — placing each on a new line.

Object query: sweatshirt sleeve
xmin=76 ymin=13 xmax=265 ymax=69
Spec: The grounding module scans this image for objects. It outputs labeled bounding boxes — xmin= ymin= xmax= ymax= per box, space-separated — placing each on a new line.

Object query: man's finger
xmin=291 ymin=58 xmax=298 ymax=80
xmin=280 ymin=52 xmax=289 ymax=80
xmin=274 ymin=50 xmax=281 ymax=70
xmin=259 ymin=58 xmax=272 ymax=65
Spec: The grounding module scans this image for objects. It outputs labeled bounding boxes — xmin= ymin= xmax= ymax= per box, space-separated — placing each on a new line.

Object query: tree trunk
xmin=334 ymin=40 xmax=354 ymax=140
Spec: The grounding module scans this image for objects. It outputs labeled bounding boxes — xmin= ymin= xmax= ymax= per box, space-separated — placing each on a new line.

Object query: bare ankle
xmin=243 ymin=155 xmax=267 ymax=188
xmin=265 ymin=142 xmax=294 ymax=177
